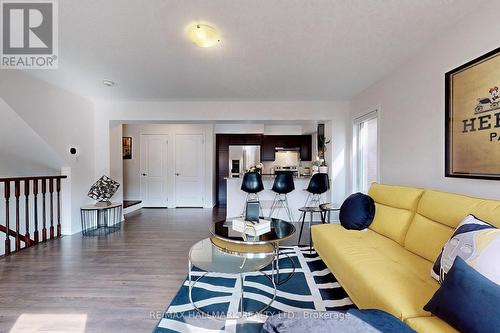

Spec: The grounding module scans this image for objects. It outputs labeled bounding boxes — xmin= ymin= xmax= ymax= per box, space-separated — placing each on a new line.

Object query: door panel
xmin=140 ymin=135 xmax=168 ymax=207
xmin=175 ymin=134 xmax=204 ymax=207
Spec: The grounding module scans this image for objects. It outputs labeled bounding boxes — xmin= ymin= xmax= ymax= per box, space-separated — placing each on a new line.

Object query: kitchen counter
xmin=225 ymin=175 xmax=330 ymax=222
xmin=224 ymin=174 xmax=313 ymax=180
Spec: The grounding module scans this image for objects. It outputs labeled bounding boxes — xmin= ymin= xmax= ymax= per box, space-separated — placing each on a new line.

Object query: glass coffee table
xmin=189 ymin=238 xmax=276 ymax=319
xmin=210 ymin=218 xmax=296 ymax=285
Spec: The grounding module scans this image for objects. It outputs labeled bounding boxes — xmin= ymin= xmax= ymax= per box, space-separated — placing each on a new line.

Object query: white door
xmin=175 ymin=134 xmax=204 ymax=207
xmin=140 ymin=134 xmax=168 ymax=207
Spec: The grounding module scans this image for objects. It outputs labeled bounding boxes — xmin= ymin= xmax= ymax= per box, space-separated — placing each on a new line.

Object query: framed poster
xmin=122 ymin=137 xmax=132 ymax=160
xmin=445 ymin=47 xmax=500 ymax=180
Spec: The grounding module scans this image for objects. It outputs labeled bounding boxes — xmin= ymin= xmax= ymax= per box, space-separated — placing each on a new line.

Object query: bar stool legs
xmin=268 ymin=193 xmax=294 ymax=222
xmin=285 ymin=196 xmax=294 ymax=222
xmin=304 ymin=193 xmax=322 ymax=209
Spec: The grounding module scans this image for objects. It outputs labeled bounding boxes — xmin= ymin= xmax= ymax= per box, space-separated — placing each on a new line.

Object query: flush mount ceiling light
xmin=188 ymin=24 xmax=220 ymax=48
xmin=102 ymin=79 xmax=115 ymax=87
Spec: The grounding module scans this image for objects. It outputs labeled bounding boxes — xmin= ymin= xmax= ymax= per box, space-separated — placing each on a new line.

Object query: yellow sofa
xmin=312 ymin=183 xmax=500 ymax=333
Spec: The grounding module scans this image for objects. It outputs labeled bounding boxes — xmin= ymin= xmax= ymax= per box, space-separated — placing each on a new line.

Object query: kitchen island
xmin=225 ymin=174 xmax=331 ymax=222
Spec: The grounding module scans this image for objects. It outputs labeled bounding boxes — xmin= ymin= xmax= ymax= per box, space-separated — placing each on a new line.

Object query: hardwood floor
xmin=0 ymin=208 xmax=312 ymax=333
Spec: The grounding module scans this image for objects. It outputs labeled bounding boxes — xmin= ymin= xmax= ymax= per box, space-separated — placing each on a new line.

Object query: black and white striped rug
xmin=153 ymin=246 xmax=355 ymax=333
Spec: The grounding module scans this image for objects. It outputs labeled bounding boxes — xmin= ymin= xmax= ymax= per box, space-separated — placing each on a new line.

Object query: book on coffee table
xmin=232 ymin=218 xmax=271 ymax=237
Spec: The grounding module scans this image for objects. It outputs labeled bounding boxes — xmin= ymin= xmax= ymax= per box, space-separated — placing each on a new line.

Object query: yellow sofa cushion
xmin=405 ymin=316 xmax=459 ymax=333
xmin=368 ymin=183 xmax=424 ymax=210
xmin=416 ymin=189 xmax=500 ymax=228
xmin=368 ymin=183 xmax=424 ymax=245
xmin=371 ymin=203 xmax=413 ymax=245
xmin=404 ymin=214 xmax=454 ymax=262
xmin=312 ymin=223 xmax=439 ymax=320
xmin=404 ymin=189 xmax=500 ymax=261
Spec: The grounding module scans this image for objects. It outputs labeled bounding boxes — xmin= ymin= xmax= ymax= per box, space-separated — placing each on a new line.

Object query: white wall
xmin=350 ymin=1 xmax=500 ymax=200
xmin=263 ymin=125 xmax=303 ymax=135
xmin=214 ymin=123 xmax=313 ymax=135
xmin=109 ymin=121 xmax=124 ymax=207
xmin=122 ymin=123 xmax=214 ymax=207
xmin=214 ymin=123 xmax=264 ymax=134
xmin=95 ymin=100 xmax=351 ymax=206
xmin=0 ymin=99 xmax=63 ymax=177
xmin=327 ymin=116 xmax=349 ymax=206
xmin=0 ymin=71 xmax=95 ymax=234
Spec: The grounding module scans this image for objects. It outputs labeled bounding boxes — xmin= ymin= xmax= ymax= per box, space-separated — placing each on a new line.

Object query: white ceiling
xmin=26 ymin=0 xmax=485 ymax=101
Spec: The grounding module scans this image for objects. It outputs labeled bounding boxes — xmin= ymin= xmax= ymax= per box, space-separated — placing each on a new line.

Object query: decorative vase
xmin=312 ymin=165 xmax=319 ymax=174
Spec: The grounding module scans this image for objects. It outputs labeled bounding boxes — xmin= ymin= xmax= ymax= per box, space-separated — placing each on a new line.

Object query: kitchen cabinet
xmin=261 ymin=135 xmax=312 ymax=161
xmin=261 ymin=136 xmax=276 ymax=161
xmin=299 ymin=135 xmax=312 ymax=161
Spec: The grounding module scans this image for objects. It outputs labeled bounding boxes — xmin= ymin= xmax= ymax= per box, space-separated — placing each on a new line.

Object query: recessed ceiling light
xmin=103 ymin=79 xmax=115 ymax=87
xmin=187 ymin=24 xmax=220 ymax=48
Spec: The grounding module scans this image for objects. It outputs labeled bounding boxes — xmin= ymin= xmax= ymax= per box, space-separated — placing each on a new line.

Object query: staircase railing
xmin=1 ymin=175 xmax=67 ymax=256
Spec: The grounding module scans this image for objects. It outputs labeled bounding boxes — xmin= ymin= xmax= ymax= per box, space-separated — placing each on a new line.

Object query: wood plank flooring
xmin=0 ymin=208 xmax=311 ymax=333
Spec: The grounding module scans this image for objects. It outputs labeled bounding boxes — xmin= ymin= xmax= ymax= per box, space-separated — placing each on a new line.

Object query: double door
xmin=140 ymin=134 xmax=204 ymax=207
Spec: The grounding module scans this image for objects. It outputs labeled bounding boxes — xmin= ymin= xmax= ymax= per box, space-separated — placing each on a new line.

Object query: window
xmin=353 ymin=110 xmax=379 ymax=193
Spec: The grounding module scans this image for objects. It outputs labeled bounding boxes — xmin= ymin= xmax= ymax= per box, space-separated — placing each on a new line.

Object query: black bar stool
xmin=297 ymin=173 xmax=330 ymax=249
xmin=241 ymin=171 xmax=264 ymax=217
xmin=304 ymin=173 xmax=330 ymax=207
xmin=268 ymin=171 xmax=295 ymax=222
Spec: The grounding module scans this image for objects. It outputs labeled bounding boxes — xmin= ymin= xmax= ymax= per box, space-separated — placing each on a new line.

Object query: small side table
xmin=319 ymin=203 xmax=341 ymax=223
xmin=80 ymin=203 xmax=122 ymax=236
xmin=298 ymin=206 xmax=324 ymax=251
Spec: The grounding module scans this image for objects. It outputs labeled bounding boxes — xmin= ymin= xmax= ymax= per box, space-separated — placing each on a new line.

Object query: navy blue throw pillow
xmin=339 ymin=193 xmax=375 ymax=230
xmin=424 ymin=257 xmax=500 ymax=333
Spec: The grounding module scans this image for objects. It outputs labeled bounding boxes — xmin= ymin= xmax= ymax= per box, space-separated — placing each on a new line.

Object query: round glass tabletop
xmin=210 ymin=217 xmax=296 ymax=245
xmin=189 ymin=238 xmax=274 ymax=274
xmin=319 ymin=203 xmax=340 ymax=211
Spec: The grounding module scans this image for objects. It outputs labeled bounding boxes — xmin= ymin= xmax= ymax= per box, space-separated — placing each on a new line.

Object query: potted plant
xmin=312 ymin=159 xmax=321 ymax=174
xmin=318 ymin=135 xmax=330 ymax=173
xmin=248 ymin=163 xmax=263 ymax=174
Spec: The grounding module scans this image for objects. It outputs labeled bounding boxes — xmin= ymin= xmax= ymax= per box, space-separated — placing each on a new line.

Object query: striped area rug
xmin=153 ymin=246 xmax=355 ymax=333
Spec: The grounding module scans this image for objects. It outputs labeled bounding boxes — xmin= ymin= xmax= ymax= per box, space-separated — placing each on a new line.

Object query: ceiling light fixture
xmin=188 ymin=23 xmax=220 ymax=48
xmin=103 ymin=79 xmax=115 ymax=87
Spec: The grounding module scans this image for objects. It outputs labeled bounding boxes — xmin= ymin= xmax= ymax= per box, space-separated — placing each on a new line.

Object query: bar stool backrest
xmin=272 ymin=171 xmax=295 ymax=194
xmin=306 ymin=173 xmax=330 ymax=195
xmin=241 ymin=172 xmax=264 ymax=194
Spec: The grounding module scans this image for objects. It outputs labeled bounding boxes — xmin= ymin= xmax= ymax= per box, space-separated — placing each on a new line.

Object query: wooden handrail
xmin=0 ymin=225 xmax=31 ymax=243
xmin=0 ymin=175 xmax=67 ymax=182
xmin=1 ymin=175 xmax=66 ymax=256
